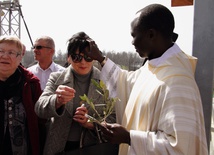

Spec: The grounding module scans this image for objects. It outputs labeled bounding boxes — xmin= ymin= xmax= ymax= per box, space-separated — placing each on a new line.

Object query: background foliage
xmin=22 ymin=50 xmax=145 ymax=71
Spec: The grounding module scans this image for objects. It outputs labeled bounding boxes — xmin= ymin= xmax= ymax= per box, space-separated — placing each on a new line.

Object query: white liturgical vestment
xmin=100 ymin=43 xmax=208 ymax=155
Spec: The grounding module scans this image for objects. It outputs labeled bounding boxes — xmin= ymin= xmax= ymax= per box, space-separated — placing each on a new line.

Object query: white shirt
xmin=27 ymin=62 xmax=65 ymax=90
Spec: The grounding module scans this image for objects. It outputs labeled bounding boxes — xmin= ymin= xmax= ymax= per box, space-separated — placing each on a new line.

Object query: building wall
xmin=192 ymin=0 xmax=214 ymax=153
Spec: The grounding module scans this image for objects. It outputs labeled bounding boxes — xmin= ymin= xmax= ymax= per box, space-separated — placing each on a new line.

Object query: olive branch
xmin=79 ymin=79 xmax=120 ymax=123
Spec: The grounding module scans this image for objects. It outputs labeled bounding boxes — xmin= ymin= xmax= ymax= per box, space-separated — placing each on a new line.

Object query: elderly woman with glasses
xmin=35 ymin=32 xmax=118 ymax=155
xmin=0 ymin=35 xmax=45 ymax=155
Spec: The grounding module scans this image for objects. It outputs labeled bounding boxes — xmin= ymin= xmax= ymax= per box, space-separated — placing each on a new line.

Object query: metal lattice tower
xmin=0 ymin=0 xmax=21 ymax=37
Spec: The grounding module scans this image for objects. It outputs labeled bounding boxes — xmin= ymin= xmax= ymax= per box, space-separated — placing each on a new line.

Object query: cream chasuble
xmin=100 ymin=43 xmax=208 ymax=155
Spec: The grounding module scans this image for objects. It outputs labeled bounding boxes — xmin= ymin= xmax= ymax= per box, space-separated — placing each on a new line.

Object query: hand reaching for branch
xmin=73 ymin=104 xmax=94 ymax=129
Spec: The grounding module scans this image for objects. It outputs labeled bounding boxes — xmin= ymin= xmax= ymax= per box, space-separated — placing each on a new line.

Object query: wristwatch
xmin=100 ymin=57 xmax=107 ymax=67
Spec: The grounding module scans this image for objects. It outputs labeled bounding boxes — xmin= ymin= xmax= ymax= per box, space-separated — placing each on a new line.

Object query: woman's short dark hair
xmin=67 ymin=31 xmax=90 ymax=57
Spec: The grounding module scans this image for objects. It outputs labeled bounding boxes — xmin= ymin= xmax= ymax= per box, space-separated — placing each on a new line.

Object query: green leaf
xmin=79 ymin=79 xmax=120 ymax=123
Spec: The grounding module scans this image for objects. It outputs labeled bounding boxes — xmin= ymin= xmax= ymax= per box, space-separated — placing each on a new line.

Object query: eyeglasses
xmin=71 ymin=54 xmax=93 ymax=63
xmin=0 ymin=50 xmax=21 ymax=58
xmin=32 ymin=45 xmax=52 ymax=50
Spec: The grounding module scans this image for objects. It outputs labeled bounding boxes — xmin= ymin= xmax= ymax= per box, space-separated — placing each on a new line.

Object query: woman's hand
xmin=55 ymin=85 xmax=76 ymax=109
xmin=73 ymin=104 xmax=94 ymax=129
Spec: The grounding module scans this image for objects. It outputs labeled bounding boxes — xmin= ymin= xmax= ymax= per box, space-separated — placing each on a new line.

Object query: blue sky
xmin=20 ymin=0 xmax=194 ymax=55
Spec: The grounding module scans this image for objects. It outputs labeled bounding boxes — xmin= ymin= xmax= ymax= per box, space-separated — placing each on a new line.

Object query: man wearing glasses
xmin=27 ymin=36 xmax=65 ymax=90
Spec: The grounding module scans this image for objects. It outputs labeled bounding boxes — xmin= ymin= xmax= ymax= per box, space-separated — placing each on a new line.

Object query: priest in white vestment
xmin=84 ymin=4 xmax=208 ymax=155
